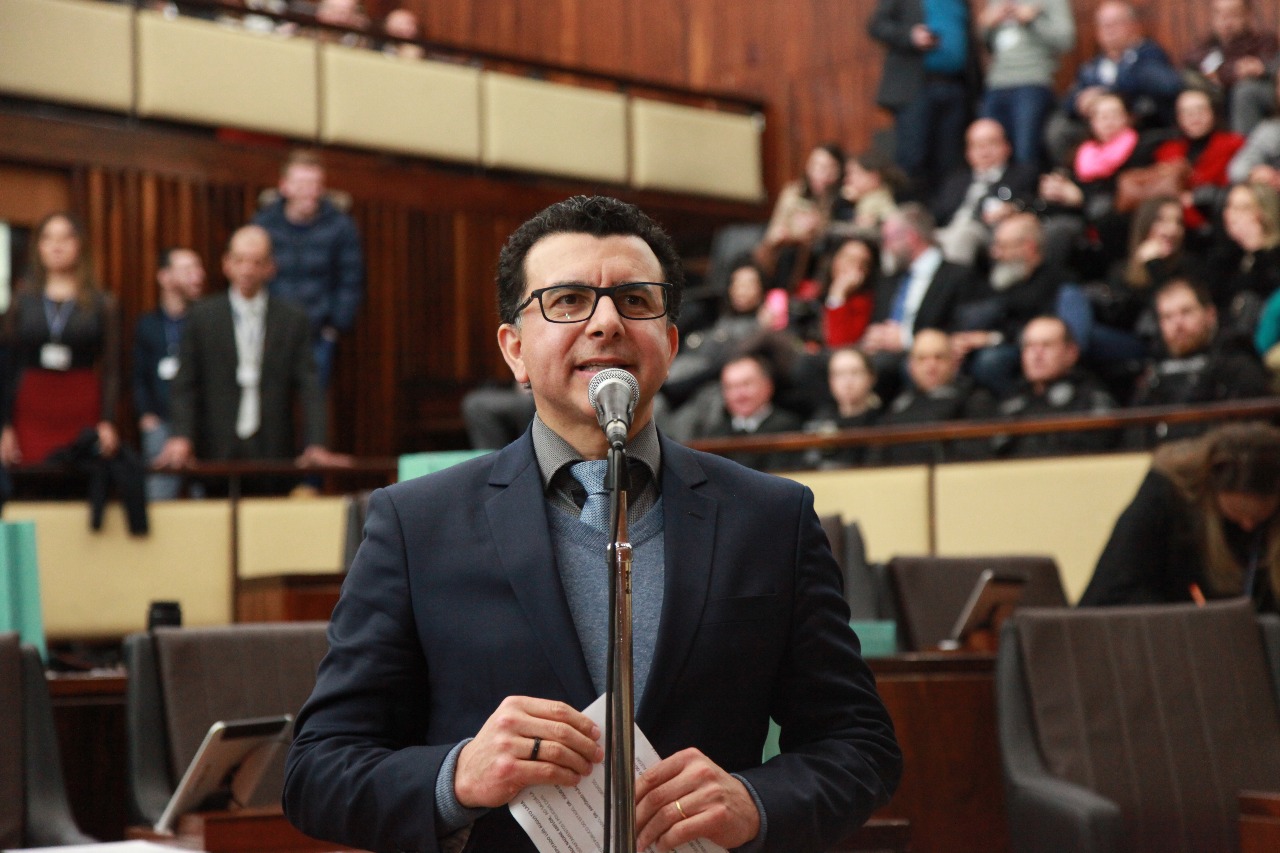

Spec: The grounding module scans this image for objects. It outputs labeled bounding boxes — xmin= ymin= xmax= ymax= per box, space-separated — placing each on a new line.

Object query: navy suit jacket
xmin=284 ymin=430 xmax=901 ymax=852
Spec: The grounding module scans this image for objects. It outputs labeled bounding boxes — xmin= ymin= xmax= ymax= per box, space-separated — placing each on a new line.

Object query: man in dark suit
xmin=283 ymin=196 xmax=901 ymax=853
xmin=930 ymin=119 xmax=1040 ymax=265
xmin=155 ymin=225 xmax=332 ymax=474
xmin=869 ymin=0 xmax=982 ymax=198
xmin=861 ymin=203 xmax=972 ymax=401
xmin=704 ymin=353 xmax=804 ymax=472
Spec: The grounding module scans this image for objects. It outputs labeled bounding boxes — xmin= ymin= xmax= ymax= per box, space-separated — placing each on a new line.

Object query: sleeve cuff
xmin=729 ymin=773 xmax=768 ymax=853
xmin=434 ymin=738 xmax=490 ymax=835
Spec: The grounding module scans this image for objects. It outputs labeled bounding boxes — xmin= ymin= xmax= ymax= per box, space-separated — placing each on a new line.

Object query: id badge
xmin=158 ymin=356 xmax=179 ymax=381
xmin=40 ymin=343 xmax=72 ymax=371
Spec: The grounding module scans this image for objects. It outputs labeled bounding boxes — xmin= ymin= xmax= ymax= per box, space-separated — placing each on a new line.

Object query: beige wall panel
xmin=934 ymin=453 xmax=1151 ymax=603
xmin=238 ymin=496 xmax=348 ymax=579
xmin=4 ymin=500 xmax=233 ymax=639
xmin=785 ymin=466 xmax=932 ymax=562
xmin=0 ymin=0 xmax=133 ymax=112
xmin=481 ymin=72 xmax=627 ymax=184
xmin=630 ymin=99 xmax=763 ymax=202
xmin=137 ymin=11 xmax=317 ymax=138
xmin=321 ymin=46 xmax=481 ymax=162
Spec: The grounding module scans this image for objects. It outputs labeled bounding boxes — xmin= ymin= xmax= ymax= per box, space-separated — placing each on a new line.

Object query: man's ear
xmin=497 ymin=323 xmax=529 ymax=385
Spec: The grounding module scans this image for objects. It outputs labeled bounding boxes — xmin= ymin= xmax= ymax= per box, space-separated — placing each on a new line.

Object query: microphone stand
xmin=602 ymin=442 xmax=635 ymax=853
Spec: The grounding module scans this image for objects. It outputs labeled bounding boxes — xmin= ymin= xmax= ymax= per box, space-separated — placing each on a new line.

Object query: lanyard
xmin=43 ymin=297 xmax=74 ymax=343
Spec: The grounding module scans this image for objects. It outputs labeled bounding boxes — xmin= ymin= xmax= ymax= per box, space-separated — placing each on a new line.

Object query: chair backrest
xmin=0 ymin=632 xmax=93 ymax=847
xmin=1007 ymin=600 xmax=1280 ymax=853
xmin=818 ymin=514 xmax=846 ymax=579
xmin=888 ymin=555 xmax=1067 ymax=651
xmin=124 ymin=622 xmax=330 ymax=826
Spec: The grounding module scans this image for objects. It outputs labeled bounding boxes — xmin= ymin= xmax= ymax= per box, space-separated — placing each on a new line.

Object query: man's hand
xmin=153 ymin=437 xmax=193 ymax=469
xmin=1235 ymin=56 xmax=1266 ymax=79
xmin=951 ymin=330 xmax=997 ymax=359
xmin=96 ymin=422 xmax=119 ymax=458
xmin=910 ymin=23 xmax=938 ymax=50
xmin=454 ymin=696 xmax=603 ymax=809
xmin=634 ymin=748 xmax=761 ymax=853
xmin=295 ymin=445 xmax=353 ymax=468
xmin=861 ymin=321 xmax=905 ymax=354
xmin=0 ymin=426 xmax=21 ymax=466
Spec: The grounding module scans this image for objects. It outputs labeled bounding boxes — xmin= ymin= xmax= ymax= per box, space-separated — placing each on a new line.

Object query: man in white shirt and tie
xmin=155 ymin=225 xmax=336 ymax=485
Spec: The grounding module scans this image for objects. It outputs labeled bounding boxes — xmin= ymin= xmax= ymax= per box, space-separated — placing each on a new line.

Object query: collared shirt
xmin=531 ymin=414 xmax=662 ymax=524
xmin=228 ymin=289 xmax=268 ymax=372
xmin=899 ymin=246 xmax=945 ymax=348
xmin=731 ymin=404 xmax=774 ymax=434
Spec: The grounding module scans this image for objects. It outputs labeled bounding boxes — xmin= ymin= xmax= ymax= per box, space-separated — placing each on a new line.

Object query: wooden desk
xmin=1241 ymin=791 xmax=1280 ymax=853
xmin=48 ymin=669 xmax=129 ymax=841
xmin=238 ymin=574 xmax=345 ymax=622
xmin=869 ymin=653 xmax=1007 ymax=853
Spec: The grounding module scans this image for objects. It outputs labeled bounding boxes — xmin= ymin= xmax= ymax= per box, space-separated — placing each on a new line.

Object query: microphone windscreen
xmin=588 ymin=368 xmax=640 ymax=412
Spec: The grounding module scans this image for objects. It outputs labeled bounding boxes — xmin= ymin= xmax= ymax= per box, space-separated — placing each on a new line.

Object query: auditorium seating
xmin=0 ymin=633 xmax=95 ymax=847
xmin=997 ymin=600 xmax=1280 ymax=853
xmin=123 ymin=623 xmax=330 ymax=826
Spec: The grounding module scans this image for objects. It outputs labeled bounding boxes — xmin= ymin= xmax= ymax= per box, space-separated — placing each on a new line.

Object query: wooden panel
xmin=0 ymin=165 xmax=70 ymax=224
xmin=49 ymin=672 xmax=128 ymax=841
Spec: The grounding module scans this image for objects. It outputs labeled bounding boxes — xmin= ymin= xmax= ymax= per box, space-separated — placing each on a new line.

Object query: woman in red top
xmin=0 ymin=212 xmax=120 ymax=465
xmin=1154 ymin=88 xmax=1244 ymax=235
xmin=820 ymin=235 xmax=880 ymax=348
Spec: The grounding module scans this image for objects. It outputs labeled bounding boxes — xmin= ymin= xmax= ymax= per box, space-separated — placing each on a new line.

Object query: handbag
xmin=1114 ymin=160 xmax=1190 ymax=214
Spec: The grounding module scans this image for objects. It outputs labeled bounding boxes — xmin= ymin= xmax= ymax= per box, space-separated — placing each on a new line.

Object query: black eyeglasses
xmin=516 ymin=282 xmax=672 ymax=323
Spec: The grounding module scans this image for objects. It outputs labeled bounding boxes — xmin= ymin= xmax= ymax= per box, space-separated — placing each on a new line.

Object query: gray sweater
xmin=982 ymin=0 xmax=1075 ymax=89
xmin=1230 ymin=118 xmax=1280 ymax=182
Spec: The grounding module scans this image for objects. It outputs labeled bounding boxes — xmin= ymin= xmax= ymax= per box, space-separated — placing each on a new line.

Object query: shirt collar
xmin=228 ymin=288 xmax=267 ymax=318
xmin=531 ymin=413 xmax=662 ymax=492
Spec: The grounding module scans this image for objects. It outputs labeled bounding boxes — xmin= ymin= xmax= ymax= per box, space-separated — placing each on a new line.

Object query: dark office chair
xmin=887 ymin=555 xmax=1068 ymax=651
xmin=0 ymin=632 xmax=96 ymax=848
xmin=123 ymin=622 xmax=330 ymax=827
xmin=997 ymin=600 xmax=1280 ymax=853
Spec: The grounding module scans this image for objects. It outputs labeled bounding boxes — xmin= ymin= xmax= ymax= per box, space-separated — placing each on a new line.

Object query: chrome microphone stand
xmin=602 ymin=443 xmax=635 ymax=853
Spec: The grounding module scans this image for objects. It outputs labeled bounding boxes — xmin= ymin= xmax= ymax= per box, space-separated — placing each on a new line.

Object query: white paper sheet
xmin=509 ymin=695 xmax=728 ymax=853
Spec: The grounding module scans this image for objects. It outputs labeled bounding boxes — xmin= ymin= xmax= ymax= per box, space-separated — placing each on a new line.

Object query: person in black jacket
xmin=994 ymin=316 xmax=1117 ymax=457
xmin=133 ymin=247 xmax=204 ymax=500
xmin=1080 ymin=421 xmax=1280 ymax=613
xmin=1131 ymin=277 xmax=1270 ymax=443
xmin=252 ymin=149 xmax=364 ymax=388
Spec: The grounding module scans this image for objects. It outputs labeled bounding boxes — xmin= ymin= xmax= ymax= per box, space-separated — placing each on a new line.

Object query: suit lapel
xmin=484 ymin=434 xmax=596 ymax=706
xmin=637 ymin=438 xmax=717 ymax=729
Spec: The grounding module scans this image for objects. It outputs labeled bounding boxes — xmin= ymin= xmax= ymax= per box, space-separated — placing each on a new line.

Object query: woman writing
xmin=1 ymin=212 xmax=120 ymax=465
xmin=1080 ymin=421 xmax=1280 ymax=613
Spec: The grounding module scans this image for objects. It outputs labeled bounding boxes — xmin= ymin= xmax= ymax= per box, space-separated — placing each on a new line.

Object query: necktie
xmin=569 ymin=459 xmax=610 ymax=533
xmin=889 ymin=271 xmax=912 ymax=324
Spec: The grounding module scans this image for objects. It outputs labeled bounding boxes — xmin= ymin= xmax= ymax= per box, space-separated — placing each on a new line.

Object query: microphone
xmin=588 ymin=368 xmax=640 ymax=448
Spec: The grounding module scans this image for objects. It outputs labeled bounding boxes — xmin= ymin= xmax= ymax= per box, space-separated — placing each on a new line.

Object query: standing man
xmin=134 ymin=246 xmax=204 ymax=500
xmin=253 ymin=149 xmax=364 ymax=388
xmin=869 ymin=0 xmax=982 ymax=200
xmin=283 ymin=196 xmax=901 ymax=853
xmin=155 ymin=226 xmax=334 ymax=478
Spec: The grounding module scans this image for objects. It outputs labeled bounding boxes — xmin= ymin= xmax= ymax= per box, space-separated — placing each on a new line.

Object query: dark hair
xmin=1206 ymin=422 xmax=1280 ymax=496
xmin=1155 ymin=276 xmax=1213 ymax=308
xmin=496 ymin=195 xmax=685 ymax=325
xmin=817 ymin=234 xmax=880 ymax=295
xmin=25 ymin=211 xmax=100 ymax=307
xmin=801 ymin=143 xmax=847 ymax=200
xmin=157 ymin=246 xmax=188 ymax=270
xmin=828 ymin=345 xmax=877 ymax=379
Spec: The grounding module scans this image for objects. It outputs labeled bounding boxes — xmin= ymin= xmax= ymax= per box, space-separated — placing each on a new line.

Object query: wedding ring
xmin=674 ymin=800 xmax=688 ymax=820
xmin=529 ymin=737 xmax=542 ymax=761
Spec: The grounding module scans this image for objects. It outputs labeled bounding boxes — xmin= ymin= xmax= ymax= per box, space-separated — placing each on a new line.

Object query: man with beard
xmin=871 ymin=328 xmax=995 ymax=464
xmin=994 ymin=315 xmax=1117 ymax=457
xmin=949 ymin=213 xmax=1067 ymax=396
xmin=1132 ymin=277 xmax=1270 ymax=443
xmin=861 ymin=204 xmax=972 ymax=401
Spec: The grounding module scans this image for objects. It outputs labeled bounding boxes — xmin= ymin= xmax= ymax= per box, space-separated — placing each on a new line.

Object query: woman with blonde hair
xmin=1080 ymin=421 xmax=1280 ymax=612
xmin=0 ymin=212 xmax=120 ymax=465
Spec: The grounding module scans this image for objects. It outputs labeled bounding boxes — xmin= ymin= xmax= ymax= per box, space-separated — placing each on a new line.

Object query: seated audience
xmin=832 ymin=151 xmax=901 ymax=233
xmin=156 ymin=226 xmax=340 ymax=490
xmin=950 ymin=213 xmax=1068 ymax=396
xmin=702 ymin=353 xmax=804 ymax=472
xmin=1038 ymin=92 xmax=1160 ymax=278
xmin=134 ymin=247 xmax=205 ymax=501
xmin=1 ymin=212 xmax=120 ymax=467
xmin=1046 ymin=1 xmax=1182 ymax=165
xmin=861 ymin=204 xmax=972 ymax=401
xmin=1152 ymin=88 xmax=1244 ymax=235
xmin=1131 ymin=277 xmax=1269 ymax=442
xmin=1207 ymin=181 xmax=1280 ymax=334
xmin=977 ymin=0 xmax=1075 ymax=169
xmin=1180 ymin=0 xmax=1278 ymax=135
xmin=313 ymin=0 xmax=370 ymax=46
xmin=993 ymin=315 xmax=1117 ymax=457
xmin=871 ymin=328 xmax=995 ymax=465
xmin=931 ymin=118 xmax=1038 ymax=265
xmin=1080 ymin=420 xmax=1280 ymax=612
xmin=803 ymin=347 xmax=882 ymax=469
xmin=819 ymin=235 xmax=880 ymax=347
xmin=1228 ymin=73 xmax=1280 ymax=188
xmin=755 ymin=143 xmax=846 ymax=290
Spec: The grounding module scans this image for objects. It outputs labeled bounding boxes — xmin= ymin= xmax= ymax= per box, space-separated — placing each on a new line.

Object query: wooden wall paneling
xmin=0 ymin=164 xmax=71 ymax=224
